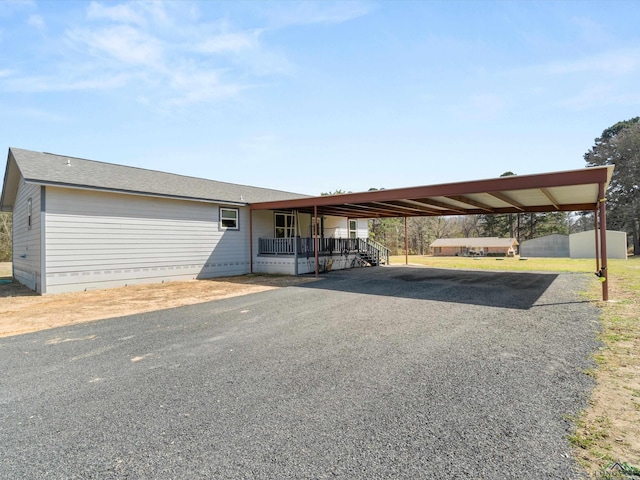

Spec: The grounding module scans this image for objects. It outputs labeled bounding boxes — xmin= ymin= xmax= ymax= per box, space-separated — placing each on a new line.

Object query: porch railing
xmin=258 ymin=237 xmax=390 ymax=265
xmin=258 ymin=237 xmax=296 ymax=255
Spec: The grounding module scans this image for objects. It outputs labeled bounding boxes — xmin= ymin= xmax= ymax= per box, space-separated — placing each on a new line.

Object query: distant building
xmin=430 ymin=237 xmax=518 ymax=257
xmin=519 ymin=234 xmax=569 ymax=258
xmin=519 ymin=231 xmax=627 ymax=259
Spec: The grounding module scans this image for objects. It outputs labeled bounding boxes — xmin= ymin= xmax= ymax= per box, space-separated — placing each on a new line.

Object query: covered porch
xmin=256 ymin=236 xmax=390 ymax=275
xmin=249 ymin=209 xmax=389 ymax=276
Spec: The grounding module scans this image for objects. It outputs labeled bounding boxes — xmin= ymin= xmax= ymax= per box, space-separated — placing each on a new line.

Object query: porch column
xmin=404 ymin=216 xmax=408 ymax=265
xmin=599 ymin=182 xmax=609 ymax=301
xmin=249 ymin=209 xmax=253 ymax=274
xmin=594 ymin=209 xmax=600 ymax=272
xmin=314 ymin=205 xmax=319 ymax=278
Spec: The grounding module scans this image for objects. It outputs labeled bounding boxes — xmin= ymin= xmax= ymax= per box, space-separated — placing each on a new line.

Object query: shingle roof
xmin=431 ymin=237 xmax=518 ymax=248
xmin=3 ymin=148 xmax=309 ymax=208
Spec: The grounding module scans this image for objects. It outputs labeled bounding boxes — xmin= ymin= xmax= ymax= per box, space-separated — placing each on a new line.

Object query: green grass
xmin=389 ymin=254 xmax=630 ymax=275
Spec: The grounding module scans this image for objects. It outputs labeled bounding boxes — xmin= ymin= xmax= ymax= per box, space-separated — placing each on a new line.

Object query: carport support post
xmin=594 ymin=209 xmax=600 ymax=272
xmin=249 ymin=209 xmax=253 ymax=274
xmin=404 ymin=216 xmax=408 ymax=265
xmin=599 ymin=182 xmax=609 ymax=301
xmin=314 ymin=205 xmax=319 ymax=278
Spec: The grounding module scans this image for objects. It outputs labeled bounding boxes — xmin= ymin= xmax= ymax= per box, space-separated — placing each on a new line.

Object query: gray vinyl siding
xmin=44 ymin=187 xmax=250 ymax=294
xmin=12 ymin=178 xmax=42 ymax=292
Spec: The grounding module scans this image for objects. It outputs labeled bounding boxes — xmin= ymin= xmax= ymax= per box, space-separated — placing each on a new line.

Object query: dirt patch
xmin=0 ymin=273 xmax=319 ymax=338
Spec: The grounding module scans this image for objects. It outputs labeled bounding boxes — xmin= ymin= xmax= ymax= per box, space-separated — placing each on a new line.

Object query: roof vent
xmin=240 ymin=194 xmax=244 ymax=201
xmin=66 ymin=159 xmax=71 ymax=166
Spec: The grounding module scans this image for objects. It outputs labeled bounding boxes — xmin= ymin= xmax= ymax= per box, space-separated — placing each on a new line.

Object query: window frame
xmin=349 ymin=219 xmax=357 ymax=239
xmin=274 ymin=211 xmax=296 ymax=238
xmin=219 ymin=207 xmax=239 ymax=230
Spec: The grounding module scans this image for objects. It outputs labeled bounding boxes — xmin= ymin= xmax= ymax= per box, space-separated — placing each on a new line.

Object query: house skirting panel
xmin=44 ymin=261 xmax=251 ymax=294
xmin=254 ymin=254 xmax=361 ymax=275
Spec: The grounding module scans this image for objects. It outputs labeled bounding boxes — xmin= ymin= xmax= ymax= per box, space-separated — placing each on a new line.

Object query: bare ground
xmin=0 ymin=263 xmax=318 ymax=338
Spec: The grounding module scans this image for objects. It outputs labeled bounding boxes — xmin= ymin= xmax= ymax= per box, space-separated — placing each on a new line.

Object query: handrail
xmin=365 ymin=238 xmax=390 ymax=265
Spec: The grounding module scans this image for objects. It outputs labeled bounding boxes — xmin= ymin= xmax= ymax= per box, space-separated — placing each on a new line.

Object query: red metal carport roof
xmin=249 ymin=165 xmax=615 ymax=301
xmin=249 ymin=165 xmax=614 ymax=218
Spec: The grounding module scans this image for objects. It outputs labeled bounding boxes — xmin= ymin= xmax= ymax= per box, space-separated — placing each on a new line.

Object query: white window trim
xmin=220 ymin=207 xmax=239 ymax=230
xmin=275 ymin=212 xmax=296 ymax=238
xmin=349 ymin=219 xmax=357 ymax=239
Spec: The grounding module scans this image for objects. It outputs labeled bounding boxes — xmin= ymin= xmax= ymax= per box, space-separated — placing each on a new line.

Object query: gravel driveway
xmin=0 ymin=267 xmax=600 ymax=479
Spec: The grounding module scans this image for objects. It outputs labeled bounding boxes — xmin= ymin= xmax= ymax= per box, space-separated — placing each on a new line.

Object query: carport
xmin=250 ymin=166 xmax=614 ymax=300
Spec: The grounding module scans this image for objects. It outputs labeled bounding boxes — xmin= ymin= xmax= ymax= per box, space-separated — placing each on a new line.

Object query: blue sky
xmin=1 ymin=0 xmax=638 ymax=195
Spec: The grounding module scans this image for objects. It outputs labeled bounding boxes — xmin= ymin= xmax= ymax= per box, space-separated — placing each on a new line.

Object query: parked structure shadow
xmin=297 ymin=266 xmax=560 ymax=310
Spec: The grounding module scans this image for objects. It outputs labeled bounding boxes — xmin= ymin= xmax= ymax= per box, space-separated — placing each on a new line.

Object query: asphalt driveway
xmin=0 ymin=267 xmax=600 ymax=479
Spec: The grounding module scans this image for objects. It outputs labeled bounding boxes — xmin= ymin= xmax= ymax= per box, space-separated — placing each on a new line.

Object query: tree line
xmin=368 ymin=211 xmax=589 ymax=256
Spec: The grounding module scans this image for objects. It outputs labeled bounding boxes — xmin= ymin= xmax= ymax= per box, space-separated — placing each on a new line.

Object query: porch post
xmin=294 ymin=221 xmax=299 ymax=276
xmin=404 ymin=216 xmax=408 ymax=265
xmin=594 ymin=209 xmax=600 ymax=272
xmin=249 ymin=208 xmax=253 ymax=274
xmin=599 ymin=182 xmax=609 ymax=301
xmin=314 ymin=205 xmax=319 ymax=278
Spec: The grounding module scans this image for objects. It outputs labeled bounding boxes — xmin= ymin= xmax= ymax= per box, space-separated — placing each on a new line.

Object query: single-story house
xmin=430 ymin=237 xmax=518 ymax=257
xmin=1 ymin=148 xmax=378 ymax=294
xmin=0 ymin=147 xmax=618 ymax=300
xmin=521 ymin=231 xmax=627 ymax=259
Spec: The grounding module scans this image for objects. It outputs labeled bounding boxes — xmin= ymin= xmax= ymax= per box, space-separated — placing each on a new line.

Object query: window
xmin=27 ymin=198 xmax=32 ymax=229
xmin=220 ymin=207 xmax=239 ymax=230
xmin=349 ymin=219 xmax=357 ymax=239
xmin=275 ymin=213 xmax=296 ymax=238
xmin=275 ymin=212 xmax=295 ymax=238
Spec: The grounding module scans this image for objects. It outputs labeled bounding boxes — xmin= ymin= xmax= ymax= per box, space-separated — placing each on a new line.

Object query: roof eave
xmin=23 ymin=179 xmax=248 ymax=207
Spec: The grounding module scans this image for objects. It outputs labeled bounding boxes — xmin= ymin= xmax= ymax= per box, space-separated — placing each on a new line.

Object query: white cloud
xmin=543 ymin=49 xmax=640 ymax=76
xmin=27 ymin=14 xmax=45 ymax=30
xmin=555 ymin=84 xmax=640 ymax=110
xmin=67 ymin=25 xmax=164 ymax=67
xmin=86 ymin=1 xmax=146 ymax=26
xmin=264 ymin=1 xmax=372 ymax=27
xmin=197 ymin=31 xmax=260 ymax=54
xmin=5 ymin=73 xmax=130 ymax=93
xmin=165 ymin=70 xmax=246 ymax=106
xmin=0 ymin=0 xmax=350 ymax=109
